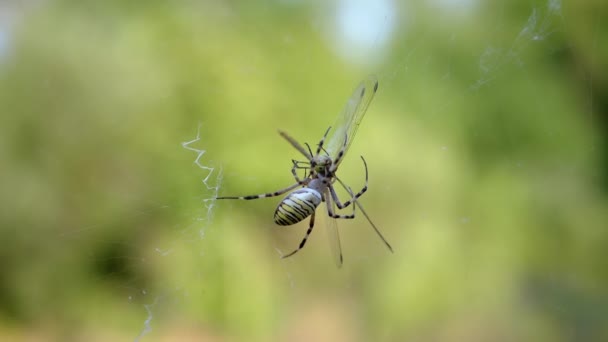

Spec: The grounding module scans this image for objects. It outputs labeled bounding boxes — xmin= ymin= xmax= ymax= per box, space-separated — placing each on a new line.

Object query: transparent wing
xmin=324 ymin=188 xmax=343 ymax=267
xmin=324 ymin=75 xmax=379 ymax=165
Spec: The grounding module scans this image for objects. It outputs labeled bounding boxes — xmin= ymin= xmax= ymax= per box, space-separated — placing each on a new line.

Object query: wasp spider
xmin=217 ymin=76 xmax=392 ymax=266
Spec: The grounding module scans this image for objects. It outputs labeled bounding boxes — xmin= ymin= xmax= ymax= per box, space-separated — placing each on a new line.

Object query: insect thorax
xmin=273 ymin=188 xmax=322 ymax=226
xmin=312 ymin=155 xmax=333 ymax=176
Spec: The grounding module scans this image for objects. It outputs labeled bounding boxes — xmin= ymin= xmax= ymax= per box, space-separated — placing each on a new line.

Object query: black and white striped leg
xmin=217 ymin=160 xmax=312 ymax=201
xmin=216 ymin=182 xmax=301 ymax=200
xmin=326 ymin=190 xmax=356 ymax=219
xmin=315 ymin=127 xmax=332 ymax=156
xmin=330 ymin=133 xmax=349 ymax=172
xmin=332 ymin=156 xmax=369 ymax=209
xmin=281 ymin=211 xmax=316 ymax=259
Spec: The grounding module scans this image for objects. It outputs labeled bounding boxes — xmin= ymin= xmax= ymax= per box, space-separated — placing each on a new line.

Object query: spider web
xmin=181 ymin=123 xmax=223 ymax=229
xmin=131 ymin=125 xmax=222 ymax=341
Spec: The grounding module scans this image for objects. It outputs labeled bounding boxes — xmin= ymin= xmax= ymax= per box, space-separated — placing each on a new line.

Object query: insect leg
xmin=278 ymin=130 xmax=312 ymax=160
xmin=290 ymin=160 xmax=311 ymax=185
xmin=334 ymin=176 xmax=393 ymax=253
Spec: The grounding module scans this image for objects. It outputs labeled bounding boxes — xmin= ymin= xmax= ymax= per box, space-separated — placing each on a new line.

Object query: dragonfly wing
xmin=325 ymin=75 xmax=379 ymax=165
xmin=324 ymin=188 xmax=343 ymax=267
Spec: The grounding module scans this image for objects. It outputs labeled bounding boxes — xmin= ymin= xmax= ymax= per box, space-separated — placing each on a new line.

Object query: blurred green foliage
xmin=0 ymin=0 xmax=607 ymax=341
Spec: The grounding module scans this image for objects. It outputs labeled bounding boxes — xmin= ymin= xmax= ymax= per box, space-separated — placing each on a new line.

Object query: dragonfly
xmin=216 ymin=75 xmax=393 ymax=266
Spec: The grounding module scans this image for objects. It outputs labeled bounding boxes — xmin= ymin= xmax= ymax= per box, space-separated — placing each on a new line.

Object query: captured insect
xmin=216 ymin=75 xmax=393 ymax=266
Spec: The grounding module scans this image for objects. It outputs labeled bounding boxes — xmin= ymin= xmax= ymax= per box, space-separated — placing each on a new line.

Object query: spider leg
xmin=217 ymin=159 xmax=312 ymax=201
xmin=327 ymin=184 xmax=356 ymax=219
xmin=281 ymin=211 xmax=316 ymax=259
xmin=330 ymin=132 xmax=349 ymax=172
xmin=315 ymin=127 xmax=332 ymax=156
xmin=216 ymin=182 xmax=300 ymax=200
xmin=332 ymin=156 xmax=368 ymax=209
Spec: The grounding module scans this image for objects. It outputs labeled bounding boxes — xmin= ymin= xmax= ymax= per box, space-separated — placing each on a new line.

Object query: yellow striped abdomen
xmin=274 ymin=188 xmax=322 ymax=226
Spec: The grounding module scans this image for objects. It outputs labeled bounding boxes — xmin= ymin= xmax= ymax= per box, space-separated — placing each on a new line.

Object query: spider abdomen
xmin=274 ymin=188 xmax=322 ymax=226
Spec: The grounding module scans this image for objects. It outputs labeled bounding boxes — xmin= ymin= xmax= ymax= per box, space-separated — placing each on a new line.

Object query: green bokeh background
xmin=1 ymin=1 xmax=607 ymax=341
